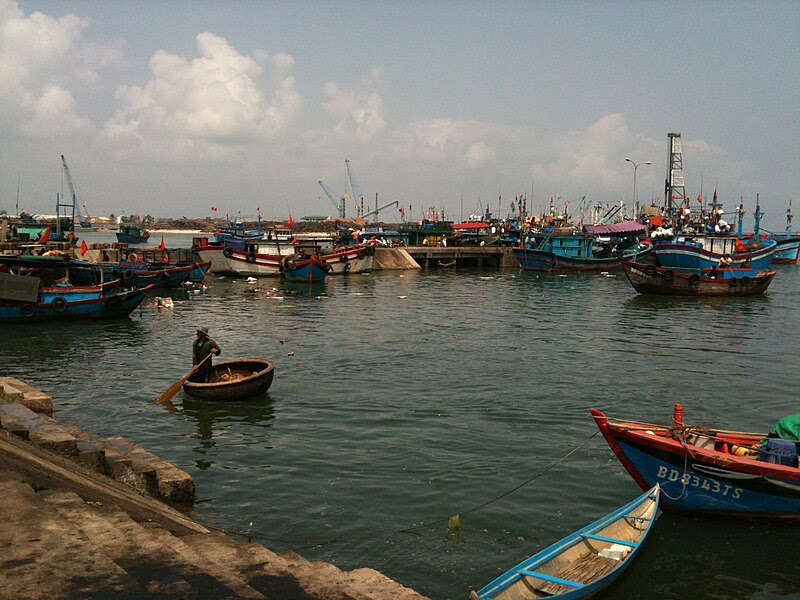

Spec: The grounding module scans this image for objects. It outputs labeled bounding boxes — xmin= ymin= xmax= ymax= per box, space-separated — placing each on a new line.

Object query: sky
xmin=1 ymin=0 xmax=798 ymax=229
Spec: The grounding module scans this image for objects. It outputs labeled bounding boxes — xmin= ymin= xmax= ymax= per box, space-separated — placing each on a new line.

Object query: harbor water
xmin=3 ymin=232 xmax=799 ymax=599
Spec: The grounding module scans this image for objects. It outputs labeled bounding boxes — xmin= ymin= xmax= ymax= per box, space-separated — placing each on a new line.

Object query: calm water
xmin=3 ymin=232 xmax=800 ymax=599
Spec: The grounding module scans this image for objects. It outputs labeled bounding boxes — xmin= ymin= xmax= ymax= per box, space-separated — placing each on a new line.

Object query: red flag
xmin=288 ymin=213 xmax=294 ymax=228
xmin=38 ymin=227 xmax=51 ymax=243
xmin=713 ymin=189 xmax=717 ymax=202
xmin=291 ymin=235 xmax=297 ymax=245
xmin=159 ymin=236 xmax=166 ymax=250
xmin=80 ymin=239 xmax=88 ymax=256
xmin=697 ymin=194 xmax=702 ymax=203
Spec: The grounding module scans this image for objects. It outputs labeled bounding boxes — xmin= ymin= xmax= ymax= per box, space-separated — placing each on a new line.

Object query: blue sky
xmin=1 ymin=0 xmax=797 ymax=229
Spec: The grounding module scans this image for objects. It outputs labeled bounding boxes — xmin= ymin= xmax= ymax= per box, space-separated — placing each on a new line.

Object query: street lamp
xmin=625 ymin=157 xmax=651 ymax=216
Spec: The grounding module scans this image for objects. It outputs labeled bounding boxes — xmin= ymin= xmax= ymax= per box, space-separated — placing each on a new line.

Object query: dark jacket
xmin=193 ymin=337 xmax=221 ymax=365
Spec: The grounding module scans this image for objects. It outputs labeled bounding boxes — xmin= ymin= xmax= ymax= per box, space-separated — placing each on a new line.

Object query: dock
xmin=0 ymin=377 xmax=429 ymax=600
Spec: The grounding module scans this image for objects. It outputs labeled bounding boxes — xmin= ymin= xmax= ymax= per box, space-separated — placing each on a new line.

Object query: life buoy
xmin=740 ymin=276 xmax=752 ymax=287
xmin=339 ymin=254 xmax=349 ymax=263
xmin=112 ymin=268 xmax=122 ymax=280
xmin=344 ymin=262 xmax=352 ymax=273
xmin=159 ymin=272 xmax=170 ymax=284
xmin=223 ymin=247 xmax=233 ymax=258
xmin=729 ymin=278 xmax=738 ymax=288
xmin=688 ymin=274 xmax=700 ymax=286
xmin=245 ymin=253 xmax=256 ymax=263
xmin=105 ymin=295 xmax=123 ymax=310
xmin=122 ymin=269 xmax=134 ymax=282
xmin=644 ymin=264 xmax=657 ymax=276
xmin=21 ymin=303 xmax=36 ymax=318
xmin=51 ymin=296 xmax=68 ymax=313
xmin=661 ymin=270 xmax=674 ymax=282
xmin=326 ymin=264 xmax=334 ymax=273
xmin=357 ymin=249 xmax=366 ymax=259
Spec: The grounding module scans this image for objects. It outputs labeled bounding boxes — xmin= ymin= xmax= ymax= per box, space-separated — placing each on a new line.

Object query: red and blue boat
xmin=513 ymin=221 xmax=652 ymax=271
xmin=281 ymin=253 xmax=330 ymax=282
xmin=591 ymin=405 xmax=800 ymax=518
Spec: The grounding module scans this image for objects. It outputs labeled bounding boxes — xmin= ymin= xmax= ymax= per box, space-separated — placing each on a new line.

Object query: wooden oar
xmin=156 ymin=353 xmax=212 ymax=404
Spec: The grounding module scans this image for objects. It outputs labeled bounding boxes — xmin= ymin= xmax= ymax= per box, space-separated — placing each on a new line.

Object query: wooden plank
xmin=536 ymin=552 xmax=619 ymax=596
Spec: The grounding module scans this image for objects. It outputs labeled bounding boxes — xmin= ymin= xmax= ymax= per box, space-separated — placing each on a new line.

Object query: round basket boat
xmin=183 ymin=359 xmax=274 ymax=401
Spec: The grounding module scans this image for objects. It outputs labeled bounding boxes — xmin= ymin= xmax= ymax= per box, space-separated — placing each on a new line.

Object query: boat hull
xmin=474 ymin=486 xmax=660 ymax=600
xmin=282 ymin=257 xmax=329 ymax=282
xmin=771 ymin=237 xmax=800 ymax=264
xmin=651 ymin=238 xmax=777 ymax=271
xmin=183 ymin=359 xmax=274 ymax=400
xmin=513 ymin=245 xmax=652 ymax=271
xmin=0 ymin=287 xmax=150 ymax=323
xmin=622 ymin=261 xmax=776 ymax=296
xmin=591 ymin=409 xmax=800 ymax=517
xmin=320 ymin=244 xmax=375 ymax=274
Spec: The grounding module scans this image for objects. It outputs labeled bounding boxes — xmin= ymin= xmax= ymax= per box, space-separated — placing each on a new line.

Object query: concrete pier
xmin=0 ymin=378 xmax=429 ymax=600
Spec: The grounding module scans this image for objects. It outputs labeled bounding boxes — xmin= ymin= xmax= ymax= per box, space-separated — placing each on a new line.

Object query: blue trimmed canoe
xmin=472 ymin=485 xmax=660 ymax=599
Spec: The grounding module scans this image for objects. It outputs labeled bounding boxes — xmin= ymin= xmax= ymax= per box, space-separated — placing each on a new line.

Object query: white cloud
xmin=0 ymin=0 xmax=117 ymax=135
xmin=321 ymin=69 xmax=386 ymax=142
xmin=102 ymin=32 xmax=301 ymax=162
xmin=392 ymin=119 xmax=502 ymax=168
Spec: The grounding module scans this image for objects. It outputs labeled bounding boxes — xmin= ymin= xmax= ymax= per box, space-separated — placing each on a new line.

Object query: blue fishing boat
xmin=650 ymin=235 xmax=777 ymax=272
xmin=281 ymin=254 xmax=330 ymax=282
xmin=513 ymin=221 xmax=652 ymax=271
xmin=66 ymin=260 xmax=193 ymax=287
xmin=0 ymin=283 xmax=151 ymax=323
xmin=592 ymin=405 xmax=800 ymax=518
xmin=39 ymin=280 xmax=122 ymax=303
xmin=471 ymin=485 xmax=660 ymax=599
xmin=116 ymin=224 xmax=150 ymax=244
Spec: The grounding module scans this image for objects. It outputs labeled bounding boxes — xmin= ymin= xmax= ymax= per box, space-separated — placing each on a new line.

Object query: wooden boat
xmin=622 ymin=261 xmax=777 ymax=296
xmin=0 ymin=272 xmax=152 ymax=322
xmin=183 ymin=359 xmax=274 ymax=400
xmin=318 ymin=242 xmax=376 ymax=274
xmin=650 ymin=235 xmax=777 ymax=272
xmin=471 ymin=485 xmax=660 ymax=599
xmin=591 ymin=405 xmax=800 ymax=518
xmin=39 ymin=279 xmax=122 ymax=302
xmin=116 ymin=224 xmax=150 ymax=244
xmin=67 ymin=261 xmax=193 ymax=287
xmin=513 ymin=221 xmax=652 ymax=271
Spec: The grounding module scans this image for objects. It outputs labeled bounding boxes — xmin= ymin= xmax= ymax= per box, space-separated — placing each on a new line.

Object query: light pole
xmin=625 ymin=157 xmax=651 ymax=217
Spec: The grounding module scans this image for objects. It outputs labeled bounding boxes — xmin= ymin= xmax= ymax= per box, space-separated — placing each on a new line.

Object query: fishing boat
xmin=116 ymin=224 xmax=150 ymax=244
xmin=183 ymin=359 xmax=274 ymax=400
xmin=591 ymin=405 xmax=800 ymax=517
xmin=318 ymin=242 xmax=376 ymax=274
xmin=193 ymin=237 xmax=236 ymax=275
xmin=770 ymin=236 xmax=800 ymax=264
xmin=471 ymin=485 xmax=660 ymax=599
xmin=66 ymin=260 xmax=193 ymax=287
xmin=0 ymin=272 xmax=151 ymax=322
xmin=281 ymin=253 xmax=331 ymax=282
xmin=622 ymin=261 xmax=777 ymax=296
xmin=39 ymin=279 xmax=122 ymax=303
xmin=222 ymin=240 xmax=295 ymax=278
xmin=513 ymin=221 xmax=652 ymax=271
xmin=650 ymin=234 xmax=777 ymax=272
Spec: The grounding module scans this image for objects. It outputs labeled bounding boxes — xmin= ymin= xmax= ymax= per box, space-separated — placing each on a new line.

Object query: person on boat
xmin=101 ymin=250 xmax=111 ymax=262
xmin=193 ymin=326 xmax=220 ymax=382
xmin=718 ymin=254 xmax=733 ymax=269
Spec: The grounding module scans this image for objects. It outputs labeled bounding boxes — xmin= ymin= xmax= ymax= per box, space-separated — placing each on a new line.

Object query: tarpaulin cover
xmin=584 ymin=220 xmax=646 ymax=235
xmin=766 ymin=413 xmax=800 ymax=442
xmin=0 ymin=272 xmax=40 ymax=302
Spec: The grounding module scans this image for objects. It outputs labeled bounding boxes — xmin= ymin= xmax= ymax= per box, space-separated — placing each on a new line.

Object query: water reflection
xmin=180 ymin=394 xmax=276 ymax=470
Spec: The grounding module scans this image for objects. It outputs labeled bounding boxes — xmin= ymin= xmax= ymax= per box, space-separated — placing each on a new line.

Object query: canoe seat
xmin=533 ymin=553 xmax=619 ymax=596
xmin=579 ymin=533 xmax=638 ymax=547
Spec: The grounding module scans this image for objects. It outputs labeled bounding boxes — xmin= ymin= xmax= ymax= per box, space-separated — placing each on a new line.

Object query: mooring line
xmin=218 ymin=430 xmax=601 ymax=551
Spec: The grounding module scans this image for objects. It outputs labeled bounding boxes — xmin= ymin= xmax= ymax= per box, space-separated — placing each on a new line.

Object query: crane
xmin=361 ymin=199 xmax=399 ymax=221
xmin=57 ymin=154 xmax=80 ymax=233
xmin=318 ymin=180 xmax=346 ymax=218
xmin=345 ymin=159 xmax=363 ymax=217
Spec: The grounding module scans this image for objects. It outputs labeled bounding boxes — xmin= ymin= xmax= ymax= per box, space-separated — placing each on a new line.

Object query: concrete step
xmin=0 ymin=376 xmax=53 ymax=415
xmin=183 ymin=532 xmax=428 ymax=600
xmin=0 ymin=472 xmax=141 ymax=599
xmin=0 ymin=402 xmax=78 ymax=456
xmin=44 ymin=488 xmax=246 ymax=599
xmin=0 ymin=403 xmax=194 ymax=506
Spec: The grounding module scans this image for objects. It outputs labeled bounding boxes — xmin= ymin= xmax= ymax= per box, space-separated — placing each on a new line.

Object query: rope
xmin=206 ymin=431 xmax=602 ymax=551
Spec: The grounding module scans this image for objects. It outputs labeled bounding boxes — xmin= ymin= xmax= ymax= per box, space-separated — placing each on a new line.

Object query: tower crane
xmin=61 ymin=155 xmax=93 ymax=228
xmin=345 ymin=159 xmax=363 ymax=217
xmin=318 ymin=180 xmax=346 ymax=218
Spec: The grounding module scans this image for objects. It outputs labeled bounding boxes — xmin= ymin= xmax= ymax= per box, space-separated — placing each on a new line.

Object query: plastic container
xmin=757 ymin=439 xmax=799 ymax=467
